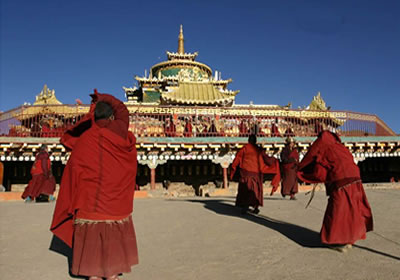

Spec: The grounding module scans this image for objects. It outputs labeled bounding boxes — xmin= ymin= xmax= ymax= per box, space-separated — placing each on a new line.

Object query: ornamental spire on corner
xmin=33 ymin=84 xmax=62 ymax=105
xmin=308 ymin=91 xmax=329 ymax=111
xmin=178 ymin=24 xmax=184 ymax=54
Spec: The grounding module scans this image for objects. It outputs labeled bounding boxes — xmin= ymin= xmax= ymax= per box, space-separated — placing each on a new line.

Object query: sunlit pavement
xmin=1 ymin=189 xmax=399 ymax=280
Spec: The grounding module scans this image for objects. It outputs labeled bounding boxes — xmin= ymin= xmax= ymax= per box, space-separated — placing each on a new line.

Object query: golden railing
xmin=0 ymin=104 xmax=395 ymax=138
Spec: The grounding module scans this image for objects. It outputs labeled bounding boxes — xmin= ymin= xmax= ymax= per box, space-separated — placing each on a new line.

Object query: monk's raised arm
xmin=230 ymin=148 xmax=244 ymax=180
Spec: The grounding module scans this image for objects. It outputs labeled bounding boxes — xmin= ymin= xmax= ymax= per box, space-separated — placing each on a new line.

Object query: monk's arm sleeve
xmin=297 ymin=145 xmax=327 ymax=184
xmin=262 ymin=152 xmax=275 ymax=166
xmin=291 ymin=150 xmax=300 ymax=167
xmin=298 ymin=161 xmax=327 ymax=183
xmin=230 ymin=148 xmax=243 ymax=180
xmin=41 ymin=155 xmax=49 ymax=177
xmin=60 ymin=103 xmax=96 ymax=150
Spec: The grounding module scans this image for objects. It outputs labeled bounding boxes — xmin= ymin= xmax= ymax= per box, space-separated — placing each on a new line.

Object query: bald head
xmin=94 ymin=101 xmax=113 ymax=121
xmin=248 ymin=134 xmax=257 ymax=145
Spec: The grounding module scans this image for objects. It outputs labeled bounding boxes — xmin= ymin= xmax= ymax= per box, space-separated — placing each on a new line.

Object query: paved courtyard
xmin=1 ymin=188 xmax=399 ymax=280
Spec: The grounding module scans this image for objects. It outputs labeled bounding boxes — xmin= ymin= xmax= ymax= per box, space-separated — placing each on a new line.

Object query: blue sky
xmin=1 ymin=0 xmax=399 ymax=133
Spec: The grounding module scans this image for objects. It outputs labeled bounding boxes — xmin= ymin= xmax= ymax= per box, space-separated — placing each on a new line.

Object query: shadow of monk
xmin=186 ymin=199 xmax=400 ymax=261
xmin=186 ymin=199 xmax=323 ymax=248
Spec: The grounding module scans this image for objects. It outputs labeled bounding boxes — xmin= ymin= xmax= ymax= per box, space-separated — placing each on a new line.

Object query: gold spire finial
xmin=178 ymin=24 xmax=184 ymax=54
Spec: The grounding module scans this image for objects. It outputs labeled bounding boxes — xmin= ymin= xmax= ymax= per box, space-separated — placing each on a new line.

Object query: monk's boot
xmin=270 ymin=190 xmax=274 ymax=196
xmin=107 ymin=275 xmax=120 ymax=280
xmin=252 ymin=207 xmax=260 ymax=214
xmin=328 ymin=244 xmax=348 ymax=253
xmin=25 ymin=197 xmax=33 ymax=203
xmin=290 ymin=194 xmax=297 ymax=200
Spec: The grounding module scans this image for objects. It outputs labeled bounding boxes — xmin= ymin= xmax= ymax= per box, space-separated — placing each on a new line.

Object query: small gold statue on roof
xmin=33 ymin=84 xmax=62 ymax=105
xmin=309 ymin=91 xmax=328 ymax=111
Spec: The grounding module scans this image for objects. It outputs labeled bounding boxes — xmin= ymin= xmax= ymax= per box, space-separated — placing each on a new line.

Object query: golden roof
xmin=162 ymin=82 xmax=239 ymax=105
xmin=10 ymin=84 xmax=89 ymax=120
xmin=14 ymin=105 xmax=89 ymax=120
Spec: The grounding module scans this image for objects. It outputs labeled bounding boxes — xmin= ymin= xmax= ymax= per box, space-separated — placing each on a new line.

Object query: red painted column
xmin=150 ymin=168 xmax=156 ymax=190
xmin=0 ymin=162 xmax=3 ymax=188
xmin=223 ymin=167 xmax=228 ymax=189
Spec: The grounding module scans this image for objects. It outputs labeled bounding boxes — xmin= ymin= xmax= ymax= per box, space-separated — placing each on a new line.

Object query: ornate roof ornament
xmin=308 ymin=91 xmax=329 ymax=111
xmin=166 ymin=51 xmax=198 ymax=61
xmin=178 ymin=67 xmax=207 ymax=82
xmin=33 ymin=84 xmax=62 ymax=105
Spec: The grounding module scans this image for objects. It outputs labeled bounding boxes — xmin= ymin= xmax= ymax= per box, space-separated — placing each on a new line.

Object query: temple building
xmin=0 ymin=26 xmax=399 ymax=193
xmin=124 ymin=25 xmax=239 ymax=106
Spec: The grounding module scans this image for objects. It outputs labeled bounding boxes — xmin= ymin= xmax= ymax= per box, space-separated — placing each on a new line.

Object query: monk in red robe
xmin=230 ymin=134 xmax=280 ymax=214
xmin=280 ymin=137 xmax=299 ymax=200
xmin=270 ymin=120 xmax=281 ymax=137
xmin=21 ymin=144 xmax=56 ymax=202
xmin=238 ymin=119 xmax=249 ymax=137
xmin=164 ymin=116 xmax=176 ymax=137
xmin=263 ymin=153 xmax=281 ymax=196
xmin=50 ymin=91 xmax=138 ymax=280
xmin=297 ymin=131 xmax=373 ymax=252
xmin=184 ymin=118 xmax=193 ymax=137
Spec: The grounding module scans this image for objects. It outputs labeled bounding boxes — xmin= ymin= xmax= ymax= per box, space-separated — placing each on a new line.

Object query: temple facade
xmin=0 ymin=26 xmax=399 ymax=192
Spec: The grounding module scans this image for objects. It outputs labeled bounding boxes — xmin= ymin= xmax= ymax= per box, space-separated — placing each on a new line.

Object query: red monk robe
xmin=164 ymin=117 xmax=176 ymax=137
xmin=50 ymin=92 xmax=138 ymax=279
xmin=261 ymin=153 xmax=281 ymax=196
xmin=280 ymin=141 xmax=299 ymax=199
xmin=230 ymin=136 xmax=280 ymax=213
xmin=184 ymin=119 xmax=193 ymax=137
xmin=22 ymin=146 xmax=56 ymax=201
xmin=270 ymin=122 xmax=281 ymax=137
xmin=297 ymin=131 xmax=373 ymax=247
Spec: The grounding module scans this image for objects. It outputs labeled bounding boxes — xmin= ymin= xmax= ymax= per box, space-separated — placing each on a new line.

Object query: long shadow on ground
xmin=185 ymin=198 xmax=400 ymax=261
xmin=186 ymin=199 xmax=324 ymax=248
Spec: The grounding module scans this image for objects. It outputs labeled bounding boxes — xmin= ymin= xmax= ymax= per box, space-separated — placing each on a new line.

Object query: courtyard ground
xmin=0 ymin=188 xmax=399 ymax=280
